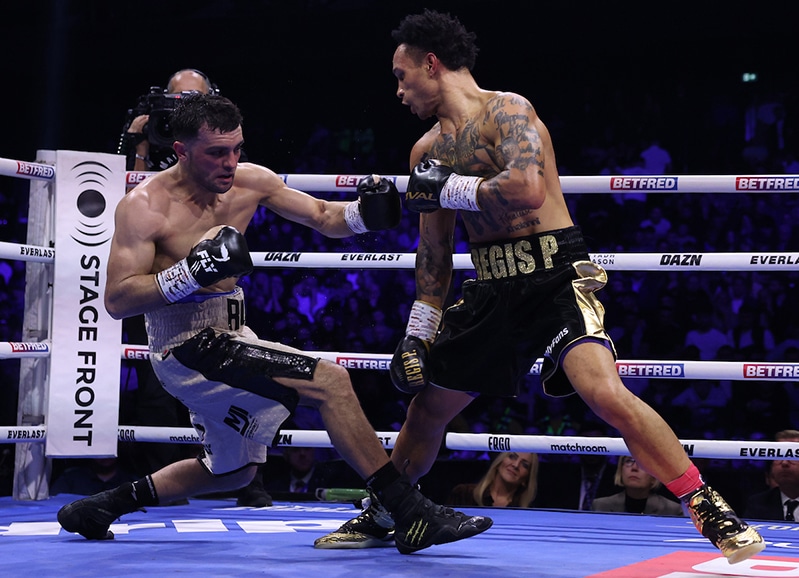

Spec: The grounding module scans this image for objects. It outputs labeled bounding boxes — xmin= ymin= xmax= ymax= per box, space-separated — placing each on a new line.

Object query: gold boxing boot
xmin=686 ymin=485 xmax=765 ymax=564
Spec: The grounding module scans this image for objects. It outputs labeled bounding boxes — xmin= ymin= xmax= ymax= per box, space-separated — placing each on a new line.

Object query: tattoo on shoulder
xmin=492 ymin=95 xmax=544 ymax=175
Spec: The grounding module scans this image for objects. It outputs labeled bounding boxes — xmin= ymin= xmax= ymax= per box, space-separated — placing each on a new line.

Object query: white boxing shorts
xmin=145 ymin=287 xmax=318 ymax=475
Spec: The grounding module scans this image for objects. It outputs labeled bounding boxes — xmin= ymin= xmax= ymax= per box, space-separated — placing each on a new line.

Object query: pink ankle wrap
xmin=666 ymin=463 xmax=704 ymax=499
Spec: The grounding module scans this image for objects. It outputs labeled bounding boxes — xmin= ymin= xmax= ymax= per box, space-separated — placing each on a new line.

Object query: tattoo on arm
xmin=415 ymin=233 xmax=453 ymax=300
xmin=495 ymin=108 xmax=544 ymax=176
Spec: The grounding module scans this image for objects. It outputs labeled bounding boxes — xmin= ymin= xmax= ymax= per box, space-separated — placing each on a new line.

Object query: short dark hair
xmin=391 ymin=9 xmax=479 ymax=71
xmin=169 ymin=93 xmax=243 ymax=142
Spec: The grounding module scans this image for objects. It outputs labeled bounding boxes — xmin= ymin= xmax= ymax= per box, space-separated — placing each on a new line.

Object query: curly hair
xmin=391 ymin=9 xmax=479 ymax=71
xmin=169 ymin=93 xmax=243 ymax=142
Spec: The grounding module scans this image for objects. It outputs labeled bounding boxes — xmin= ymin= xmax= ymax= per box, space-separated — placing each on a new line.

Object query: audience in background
xmin=447 ymin=452 xmax=539 ymax=508
xmin=743 ymin=430 xmax=799 ymax=522
xmin=591 ymin=456 xmax=685 ymax=516
xmin=50 ymin=458 xmax=138 ymax=496
xmin=536 ymin=423 xmax=619 ymax=511
xmin=265 ymin=446 xmax=331 ymax=500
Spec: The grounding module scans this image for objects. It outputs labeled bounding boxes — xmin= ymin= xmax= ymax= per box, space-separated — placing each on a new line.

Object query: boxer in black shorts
xmin=428 ymin=226 xmax=614 ymax=398
xmin=316 ymin=10 xmax=764 ymax=564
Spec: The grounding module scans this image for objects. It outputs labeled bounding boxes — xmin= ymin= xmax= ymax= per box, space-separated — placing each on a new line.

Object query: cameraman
xmin=117 ymin=69 xmax=216 ymax=171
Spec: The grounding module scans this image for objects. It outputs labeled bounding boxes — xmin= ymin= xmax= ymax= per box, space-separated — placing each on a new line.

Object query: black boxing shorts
xmin=428 ymin=226 xmax=616 ymax=398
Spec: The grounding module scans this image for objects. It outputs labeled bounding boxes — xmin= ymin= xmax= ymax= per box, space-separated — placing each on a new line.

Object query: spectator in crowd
xmin=265 ymin=446 xmax=331 ymax=498
xmin=684 ymin=309 xmax=731 ymax=361
xmin=50 ymin=458 xmax=138 ymax=496
xmin=536 ymin=423 xmax=618 ymax=511
xmin=592 ymin=456 xmax=684 ymax=516
xmin=714 ymin=274 xmax=757 ymax=332
xmin=731 ymin=380 xmax=792 ymax=440
xmin=743 ymin=430 xmax=799 ymax=522
xmin=639 ymin=206 xmax=672 ymax=240
xmin=670 ymin=379 xmax=732 ymax=438
xmin=727 ymin=302 xmax=775 ymax=361
xmin=639 ymin=138 xmax=673 ymax=174
xmin=447 ymin=452 xmax=538 ymax=508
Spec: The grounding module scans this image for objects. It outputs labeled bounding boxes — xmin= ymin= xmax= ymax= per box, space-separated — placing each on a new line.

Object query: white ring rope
xmin=251 ymin=251 xmax=799 ymax=271
xmin=2 ymin=425 xmax=798 ymax=461
xmin=124 ymin=170 xmax=799 ymax=194
xmin=4 ymin=241 xmax=799 ymax=270
xmin=0 ymin=241 xmax=55 ymax=263
xmin=1 ymin=342 xmax=797 ymax=382
xmin=0 ymin=341 xmax=51 ymax=358
xmin=0 ymin=156 xmax=56 ymax=181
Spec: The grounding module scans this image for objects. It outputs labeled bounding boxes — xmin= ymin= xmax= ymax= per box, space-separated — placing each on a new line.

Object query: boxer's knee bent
xmin=213 ymin=464 xmax=259 ymax=492
xmin=170 ymin=327 xmax=317 ymax=410
xmin=292 ymin=359 xmax=355 ymax=408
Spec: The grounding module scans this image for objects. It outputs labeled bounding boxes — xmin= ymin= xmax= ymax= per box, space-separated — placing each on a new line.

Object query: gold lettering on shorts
xmin=489 ymin=245 xmax=506 ymax=278
xmin=515 ymin=240 xmax=536 ymax=274
xmin=539 ymin=235 xmax=559 ymax=269
xmin=475 ymin=247 xmax=490 ymax=280
xmin=504 ymin=243 xmax=517 ymax=276
xmin=471 ymin=238 xmax=560 ymax=280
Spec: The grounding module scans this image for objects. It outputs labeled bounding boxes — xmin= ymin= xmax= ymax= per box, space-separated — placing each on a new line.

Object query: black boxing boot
xmin=58 ymin=477 xmax=157 ymax=540
xmin=375 ymin=474 xmax=493 ymax=554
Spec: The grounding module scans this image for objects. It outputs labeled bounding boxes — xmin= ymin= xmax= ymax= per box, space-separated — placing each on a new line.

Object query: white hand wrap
xmin=156 ymin=259 xmax=202 ymax=303
xmin=343 ymin=200 xmax=369 ymax=234
xmin=406 ymin=300 xmax=442 ymax=343
xmin=440 ymin=174 xmax=483 ymax=211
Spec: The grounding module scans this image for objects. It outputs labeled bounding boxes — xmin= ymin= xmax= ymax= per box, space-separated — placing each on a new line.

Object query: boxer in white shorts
xmin=147 ymin=288 xmax=311 ymax=474
xmin=58 ymin=93 xmax=492 ymax=554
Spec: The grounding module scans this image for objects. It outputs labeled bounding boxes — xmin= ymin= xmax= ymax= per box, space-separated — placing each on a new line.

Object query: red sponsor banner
xmin=335 ymin=174 xmax=362 ymax=187
xmin=123 ymin=346 xmax=150 ymax=360
xmin=126 ymin=171 xmax=150 ymax=186
xmin=736 ymin=176 xmax=799 ymax=191
xmin=587 ymin=551 xmax=799 ymax=577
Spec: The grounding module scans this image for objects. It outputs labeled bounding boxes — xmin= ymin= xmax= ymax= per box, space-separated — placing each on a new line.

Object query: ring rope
xmin=2 ymin=425 xmax=797 ymax=461
xmin=251 ymin=251 xmax=799 ymax=271
xmin=123 ymin=170 xmax=799 ymax=194
xmin=1 ymin=341 xmax=796 ymax=382
xmin=0 ymin=156 xmax=56 ymax=181
xmin=2 ymin=156 xmax=795 ymax=194
xmin=0 ymin=241 xmax=55 ymax=263
xmin=3 ymin=241 xmax=799 ymax=272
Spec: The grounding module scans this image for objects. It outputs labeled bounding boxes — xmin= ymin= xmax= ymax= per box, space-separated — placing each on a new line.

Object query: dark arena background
xmin=2 ymin=1 xmax=799 ymax=577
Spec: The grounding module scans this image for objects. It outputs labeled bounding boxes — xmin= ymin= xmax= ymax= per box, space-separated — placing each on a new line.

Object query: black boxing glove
xmin=156 ymin=225 xmax=253 ymax=303
xmin=390 ymin=335 xmax=432 ymax=395
xmin=405 ymin=159 xmax=484 ymax=213
xmin=343 ymin=174 xmax=402 ymax=233
xmin=389 ymin=300 xmax=442 ymax=394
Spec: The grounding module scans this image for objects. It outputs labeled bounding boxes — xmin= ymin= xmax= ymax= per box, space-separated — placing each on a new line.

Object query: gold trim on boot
xmin=686 ymin=485 xmax=765 ymax=564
